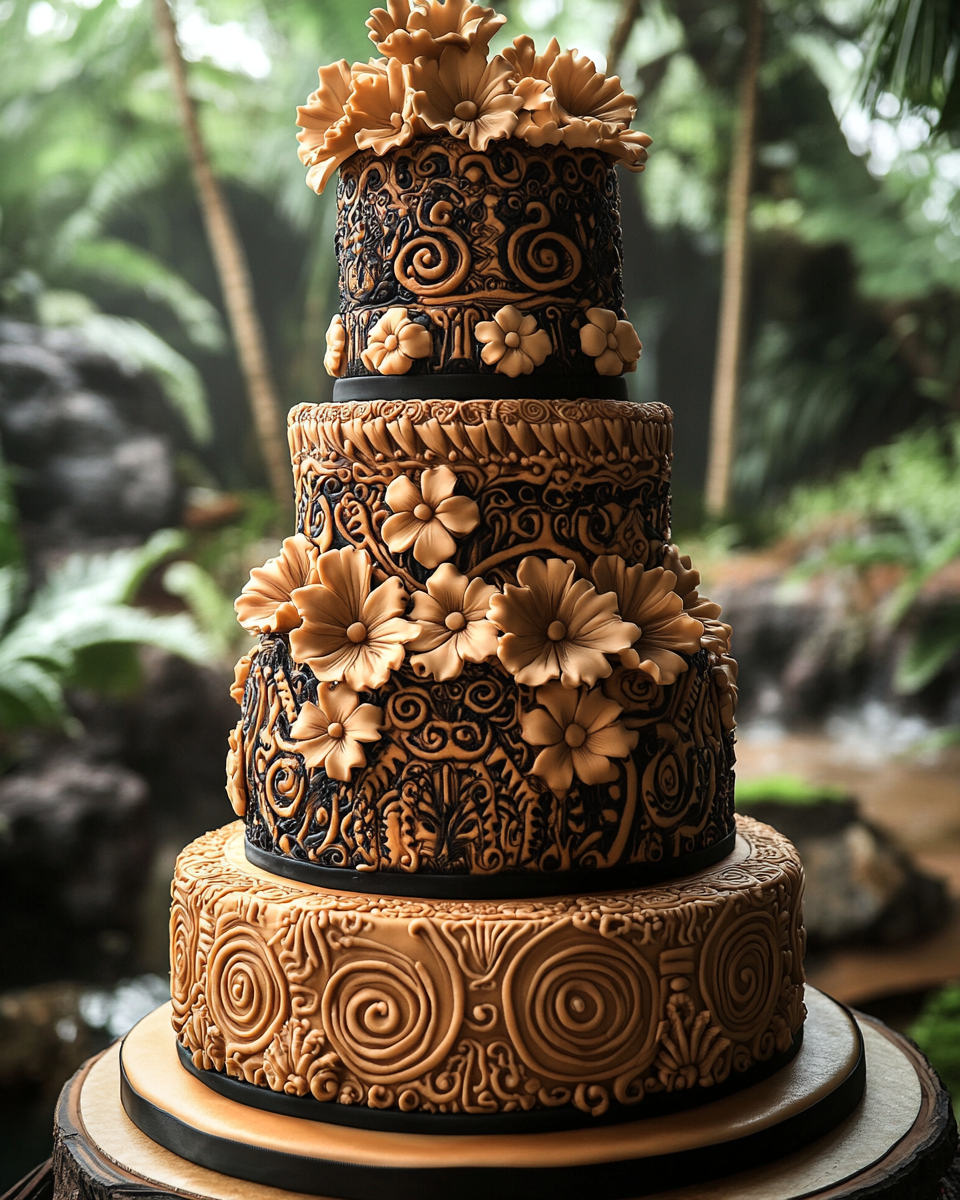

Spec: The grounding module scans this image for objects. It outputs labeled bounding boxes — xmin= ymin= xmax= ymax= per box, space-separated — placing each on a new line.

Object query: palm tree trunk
xmin=151 ymin=0 xmax=291 ymax=514
xmin=607 ymin=0 xmax=643 ymax=75
xmin=704 ymin=0 xmax=764 ymax=517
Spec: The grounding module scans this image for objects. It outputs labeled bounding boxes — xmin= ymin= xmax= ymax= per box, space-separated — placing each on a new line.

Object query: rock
xmin=0 ymin=751 xmax=153 ymax=989
xmin=741 ymin=798 xmax=952 ymax=947
xmin=0 ymin=320 xmax=183 ymax=544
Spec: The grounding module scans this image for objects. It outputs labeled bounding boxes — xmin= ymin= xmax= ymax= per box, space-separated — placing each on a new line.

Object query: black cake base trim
xmin=243 ymin=830 xmax=739 ymax=899
xmin=332 ymin=374 xmax=629 ymax=403
xmin=122 ymin=1025 xmax=864 ymax=1200
xmin=175 ymin=1030 xmax=803 ymax=1136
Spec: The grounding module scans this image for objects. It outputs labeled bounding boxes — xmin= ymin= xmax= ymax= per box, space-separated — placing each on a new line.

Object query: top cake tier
xmin=329 ymin=136 xmax=635 ymax=382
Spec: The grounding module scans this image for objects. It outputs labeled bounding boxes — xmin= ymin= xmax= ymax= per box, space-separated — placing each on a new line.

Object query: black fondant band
xmin=243 ymin=829 xmax=738 ymax=898
xmin=121 ymin=1026 xmax=865 ymax=1200
xmin=176 ymin=1029 xmax=802 ymax=1135
xmin=332 ymin=374 xmax=629 ymax=403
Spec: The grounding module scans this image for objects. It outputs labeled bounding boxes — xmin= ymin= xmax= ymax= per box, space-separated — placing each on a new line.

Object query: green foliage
xmin=736 ymin=775 xmax=847 ymax=807
xmin=908 ymin=982 xmax=960 ymax=1111
xmin=781 ymin=419 xmax=960 ymax=692
xmin=861 ymin=0 xmax=960 ymax=134
xmin=163 ymin=560 xmax=245 ymax=661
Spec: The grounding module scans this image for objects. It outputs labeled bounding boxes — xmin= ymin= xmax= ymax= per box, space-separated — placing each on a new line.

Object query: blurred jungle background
xmin=2 ymin=0 xmax=960 ymax=1182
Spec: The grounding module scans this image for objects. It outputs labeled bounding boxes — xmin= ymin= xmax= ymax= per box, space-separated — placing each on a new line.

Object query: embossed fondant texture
xmin=171 ymin=818 xmax=805 ymax=1118
xmin=234 ymin=399 xmax=736 ymax=879
xmin=335 ymin=137 xmax=627 ymax=377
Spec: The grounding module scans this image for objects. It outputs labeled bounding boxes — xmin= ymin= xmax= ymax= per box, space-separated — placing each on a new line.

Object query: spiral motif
xmin=207 ymin=917 xmax=289 ymax=1056
xmin=395 ymin=232 xmax=470 ymax=297
xmin=386 ymin=689 xmax=430 ymax=731
xmin=321 ymin=933 xmax=463 ymax=1084
xmin=264 ymin=753 xmax=306 ymax=821
xmin=643 ymin=741 xmax=695 ymax=826
xmin=169 ymin=896 xmax=198 ymax=1023
xmin=503 ymin=925 xmax=658 ymax=1081
xmin=699 ymin=908 xmax=782 ymax=1041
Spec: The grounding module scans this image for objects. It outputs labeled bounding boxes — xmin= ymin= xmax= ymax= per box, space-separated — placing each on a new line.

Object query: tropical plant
xmin=908 ymin=982 xmax=960 ymax=1113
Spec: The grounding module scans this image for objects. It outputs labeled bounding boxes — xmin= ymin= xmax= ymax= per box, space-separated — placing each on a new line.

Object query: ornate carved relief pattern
xmin=171 ymin=818 xmax=805 ymax=1117
xmin=335 ymin=137 xmax=626 ymax=376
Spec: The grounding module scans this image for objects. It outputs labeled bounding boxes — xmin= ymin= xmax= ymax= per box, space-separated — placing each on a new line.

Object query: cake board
xmin=43 ymin=994 xmax=957 ymax=1200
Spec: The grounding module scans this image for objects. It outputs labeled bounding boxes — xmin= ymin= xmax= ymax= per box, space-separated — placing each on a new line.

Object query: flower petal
xmin=435 ymin=494 xmax=480 ymax=534
xmin=531 ymin=743 xmax=573 ymax=793
xmin=383 ymin=510 xmax=426 ymax=554
xmin=385 ymin=474 xmax=422 ymax=515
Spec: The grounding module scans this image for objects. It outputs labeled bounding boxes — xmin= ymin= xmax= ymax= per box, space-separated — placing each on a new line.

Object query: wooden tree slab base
xmin=49 ymin=1006 xmax=956 ymax=1200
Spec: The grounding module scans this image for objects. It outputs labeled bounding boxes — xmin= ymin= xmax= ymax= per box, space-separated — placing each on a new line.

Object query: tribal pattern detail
xmin=335 ymin=137 xmax=628 ymax=377
xmin=231 ymin=399 xmax=737 ymax=878
xmin=171 ymin=818 xmax=805 ymax=1117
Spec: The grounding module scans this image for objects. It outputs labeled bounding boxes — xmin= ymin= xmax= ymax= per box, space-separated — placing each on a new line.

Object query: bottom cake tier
xmin=170 ymin=815 xmax=806 ymax=1129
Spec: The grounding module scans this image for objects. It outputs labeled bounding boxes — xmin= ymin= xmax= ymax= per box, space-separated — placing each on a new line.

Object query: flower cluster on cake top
xmin=296 ymin=0 xmax=652 ymax=194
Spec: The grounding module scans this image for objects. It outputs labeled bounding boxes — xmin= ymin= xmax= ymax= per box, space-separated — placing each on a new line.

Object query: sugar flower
xmin=289 ymin=547 xmax=416 ymax=690
xmin=230 ymin=654 xmax=252 ymax=706
xmin=580 ymin=308 xmax=642 ymax=376
xmin=514 ymin=77 xmax=563 ymax=147
xmin=475 ymin=305 xmax=552 ymax=376
xmin=410 ymin=46 xmax=521 ymax=151
xmin=347 ymin=57 xmax=418 ymax=154
xmin=296 ymin=60 xmax=363 ymax=195
xmin=548 ymin=50 xmax=637 ymax=138
xmin=235 ymin=534 xmax=320 ymax=635
xmin=226 ymin=723 xmax=247 ymax=816
xmin=288 ymin=683 xmax=383 ymax=781
xmin=591 ymin=556 xmax=704 ymax=686
xmin=662 ymin=544 xmax=732 ymax=656
xmin=324 ymin=314 xmax=347 ymax=377
xmin=367 ymin=0 xmax=505 ymax=64
xmin=712 ymin=655 xmax=739 ymax=732
xmin=407 ymin=564 xmax=498 ymax=680
xmin=521 ymin=682 xmax=638 ymax=794
xmin=489 ymin=556 xmax=639 ymax=689
xmin=502 ymin=34 xmax=561 ymax=82
xmin=383 ymin=465 xmax=480 ymax=569
xmin=361 ymin=307 xmax=432 ymax=375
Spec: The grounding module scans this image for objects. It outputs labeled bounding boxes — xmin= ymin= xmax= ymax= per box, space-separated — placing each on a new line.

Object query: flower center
xmin=444 ymin=611 xmax=467 ymax=632
xmin=327 ymin=721 xmax=345 ymax=739
xmin=346 ymin=621 xmax=368 ymax=643
xmin=413 ymin=503 xmax=433 ymax=522
xmin=547 ymin=620 xmax=567 ymax=641
xmin=564 ymin=723 xmax=587 ymax=749
xmin=384 ymin=334 xmax=399 ymax=352
xmin=606 ymin=332 xmax=619 ymax=350
xmin=454 ymin=100 xmax=479 ymax=120
xmin=504 ymin=331 xmax=521 ymax=349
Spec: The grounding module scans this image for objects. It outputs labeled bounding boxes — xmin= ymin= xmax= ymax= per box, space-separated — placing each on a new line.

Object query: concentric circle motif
xmin=699 ymin=907 xmax=782 ymax=1041
xmin=321 ymin=930 xmax=463 ymax=1085
xmin=169 ymin=898 xmax=198 ymax=1024
xmin=206 ymin=916 xmax=289 ymax=1057
xmin=503 ymin=924 xmax=658 ymax=1081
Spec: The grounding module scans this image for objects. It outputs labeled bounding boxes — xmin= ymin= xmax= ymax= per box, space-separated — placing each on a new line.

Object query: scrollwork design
xmin=699 ymin=907 xmax=783 ymax=1046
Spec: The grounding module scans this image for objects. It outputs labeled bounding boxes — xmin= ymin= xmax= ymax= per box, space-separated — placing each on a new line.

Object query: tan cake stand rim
xmin=116 ymin=987 xmax=867 ymax=1171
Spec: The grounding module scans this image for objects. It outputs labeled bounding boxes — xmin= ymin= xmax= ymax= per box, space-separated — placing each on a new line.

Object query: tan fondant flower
xmin=407 ymin=563 xmax=498 ymax=680
xmin=361 ymin=307 xmax=432 ymax=375
xmin=289 ymin=547 xmax=416 ymax=690
xmin=289 ymin=683 xmax=382 ymax=781
xmin=521 ymin=682 xmax=638 ymax=794
xmin=347 ymin=57 xmax=418 ymax=154
xmin=713 ymin=655 xmax=739 ymax=732
xmin=235 ymin=535 xmax=320 ymax=635
xmin=367 ymin=0 xmax=505 ymax=64
xmin=592 ymin=556 xmax=704 ymax=686
xmin=613 ymin=127 xmax=653 ymax=171
xmin=475 ymin=305 xmax=552 ymax=376
xmin=324 ymin=314 xmax=347 ymax=378
xmin=662 ymin=544 xmax=732 ymax=656
xmin=502 ymin=34 xmax=561 ymax=82
xmin=410 ymin=46 xmax=521 ymax=151
xmin=514 ymin=76 xmax=563 ymax=147
xmin=231 ymin=654 xmax=252 ymax=705
xmin=226 ymin=723 xmax=247 ymax=816
xmin=383 ymin=466 xmax=480 ymax=568
xmin=489 ymin=557 xmax=639 ymax=689
xmin=548 ymin=50 xmax=636 ymax=137
xmin=580 ymin=308 xmax=642 ymax=376
xmin=297 ymin=60 xmax=363 ymax=195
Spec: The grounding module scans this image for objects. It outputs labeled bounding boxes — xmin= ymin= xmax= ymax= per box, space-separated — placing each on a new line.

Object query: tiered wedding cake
xmin=119 ymin=4 xmax=865 ymax=1195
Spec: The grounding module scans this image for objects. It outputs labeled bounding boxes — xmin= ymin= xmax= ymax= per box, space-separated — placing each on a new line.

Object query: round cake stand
xmin=50 ymin=1001 xmax=956 ymax=1200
